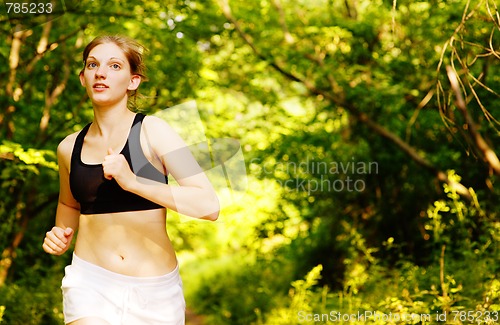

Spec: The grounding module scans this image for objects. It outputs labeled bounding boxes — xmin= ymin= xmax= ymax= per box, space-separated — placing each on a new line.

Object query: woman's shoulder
xmin=57 ymin=130 xmax=81 ymax=159
xmin=142 ymin=114 xmax=179 ymax=137
xmin=142 ymin=114 xmax=169 ymax=127
xmin=141 ymin=114 xmax=188 ymax=152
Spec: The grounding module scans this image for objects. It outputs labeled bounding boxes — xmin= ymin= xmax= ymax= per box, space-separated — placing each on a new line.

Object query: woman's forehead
xmin=88 ymin=42 xmax=128 ymax=62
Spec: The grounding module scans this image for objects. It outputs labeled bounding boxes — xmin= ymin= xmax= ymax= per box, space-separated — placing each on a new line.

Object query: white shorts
xmin=61 ymin=254 xmax=185 ymax=325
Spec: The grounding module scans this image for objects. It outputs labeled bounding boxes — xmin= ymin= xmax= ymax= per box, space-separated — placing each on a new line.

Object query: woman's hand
xmin=102 ymin=148 xmax=135 ymax=190
xmin=42 ymin=227 xmax=74 ymax=255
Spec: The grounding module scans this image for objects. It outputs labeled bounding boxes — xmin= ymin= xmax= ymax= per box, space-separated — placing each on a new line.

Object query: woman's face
xmin=80 ymin=42 xmax=141 ymax=108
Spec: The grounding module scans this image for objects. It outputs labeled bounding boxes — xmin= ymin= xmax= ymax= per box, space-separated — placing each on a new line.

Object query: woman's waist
xmin=68 ymin=252 xmax=180 ymax=285
xmin=74 ymin=231 xmax=177 ymax=276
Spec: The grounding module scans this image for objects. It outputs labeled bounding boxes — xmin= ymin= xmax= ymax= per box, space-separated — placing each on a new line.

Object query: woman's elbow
xmin=201 ymin=195 xmax=220 ymax=221
xmin=203 ymin=210 xmax=219 ymax=221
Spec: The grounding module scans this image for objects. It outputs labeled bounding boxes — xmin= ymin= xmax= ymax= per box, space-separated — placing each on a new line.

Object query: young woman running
xmin=42 ymin=35 xmax=219 ymax=325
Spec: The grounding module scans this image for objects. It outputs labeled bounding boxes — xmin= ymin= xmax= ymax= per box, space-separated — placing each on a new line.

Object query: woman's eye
xmin=87 ymin=62 xmax=97 ymax=68
xmin=111 ymin=64 xmax=121 ymax=70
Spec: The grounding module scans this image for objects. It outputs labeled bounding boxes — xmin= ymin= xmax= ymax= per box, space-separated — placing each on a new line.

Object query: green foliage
xmin=185 ymin=253 xmax=292 ymax=325
xmin=262 ymin=264 xmax=325 ymax=325
xmin=0 ymin=278 xmax=64 ymax=324
xmin=0 ymin=141 xmax=58 ymax=172
xmin=248 ymin=176 xmax=499 ymax=325
xmin=0 ymin=140 xmax=59 ymax=260
xmin=425 ymin=171 xmax=489 ymax=248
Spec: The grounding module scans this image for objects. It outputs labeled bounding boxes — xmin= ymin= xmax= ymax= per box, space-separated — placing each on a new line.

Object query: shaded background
xmin=1 ymin=0 xmax=499 ymax=324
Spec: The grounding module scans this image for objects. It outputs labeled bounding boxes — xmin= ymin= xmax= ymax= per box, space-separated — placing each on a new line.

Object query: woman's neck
xmin=91 ymin=107 xmax=136 ymax=138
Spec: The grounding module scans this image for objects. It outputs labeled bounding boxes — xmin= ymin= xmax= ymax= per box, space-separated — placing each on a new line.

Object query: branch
xmin=2 ymin=29 xmax=30 ymax=139
xmin=39 ymin=29 xmax=71 ymax=141
xmin=39 ymin=60 xmax=70 ymax=142
xmin=26 ymin=25 xmax=86 ymax=74
xmin=439 ymin=244 xmax=449 ymax=312
xmin=271 ymin=0 xmax=294 ymax=44
xmin=344 ymin=0 xmax=358 ymax=19
xmin=485 ymin=0 xmax=500 ymax=31
xmin=446 ymin=66 xmax=500 ymax=175
xmin=405 ymin=89 xmax=434 ymax=142
xmin=0 ymin=152 xmax=15 ymax=160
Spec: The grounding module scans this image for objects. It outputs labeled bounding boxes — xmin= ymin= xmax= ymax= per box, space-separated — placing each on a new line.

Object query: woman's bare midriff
xmin=73 ymin=208 xmax=177 ymax=277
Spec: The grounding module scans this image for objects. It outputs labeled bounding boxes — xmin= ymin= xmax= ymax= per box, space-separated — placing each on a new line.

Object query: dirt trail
xmin=186 ymin=308 xmax=207 ymax=325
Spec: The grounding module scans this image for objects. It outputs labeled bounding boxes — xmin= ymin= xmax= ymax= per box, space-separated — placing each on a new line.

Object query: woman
xmin=42 ymin=35 xmax=219 ymax=325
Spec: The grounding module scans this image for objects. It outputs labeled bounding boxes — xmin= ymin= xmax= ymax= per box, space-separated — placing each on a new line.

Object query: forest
xmin=0 ymin=0 xmax=499 ymax=324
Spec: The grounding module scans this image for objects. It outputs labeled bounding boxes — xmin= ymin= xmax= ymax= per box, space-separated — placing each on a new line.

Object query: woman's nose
xmin=95 ymin=66 xmax=107 ymax=78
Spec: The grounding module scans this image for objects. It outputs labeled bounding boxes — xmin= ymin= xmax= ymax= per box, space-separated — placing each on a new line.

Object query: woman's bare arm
xmin=43 ymin=135 xmax=81 ymax=255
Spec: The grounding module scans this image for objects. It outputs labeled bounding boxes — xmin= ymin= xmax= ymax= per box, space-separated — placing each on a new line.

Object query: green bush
xmin=0 ymin=281 xmax=63 ymax=325
xmin=250 ymin=174 xmax=500 ymax=324
xmin=186 ymin=253 xmax=293 ymax=325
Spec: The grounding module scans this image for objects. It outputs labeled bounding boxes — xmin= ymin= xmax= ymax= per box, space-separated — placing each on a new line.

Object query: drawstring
xmin=130 ymin=286 xmax=148 ymax=308
xmin=121 ymin=285 xmax=149 ymax=323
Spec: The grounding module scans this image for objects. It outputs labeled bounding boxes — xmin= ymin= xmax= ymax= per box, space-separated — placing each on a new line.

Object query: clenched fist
xmin=102 ymin=148 xmax=135 ymax=190
xmin=42 ymin=227 xmax=74 ymax=255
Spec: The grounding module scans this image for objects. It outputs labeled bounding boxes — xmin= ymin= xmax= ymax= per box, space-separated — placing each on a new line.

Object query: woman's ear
xmin=128 ymin=75 xmax=141 ymax=91
xmin=79 ymin=71 xmax=85 ymax=87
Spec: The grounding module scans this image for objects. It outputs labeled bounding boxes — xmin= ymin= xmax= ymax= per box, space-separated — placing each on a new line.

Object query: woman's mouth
xmin=93 ymin=83 xmax=109 ymax=90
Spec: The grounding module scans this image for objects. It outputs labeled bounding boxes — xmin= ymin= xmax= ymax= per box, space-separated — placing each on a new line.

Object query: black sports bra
xmin=70 ymin=113 xmax=168 ymax=214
